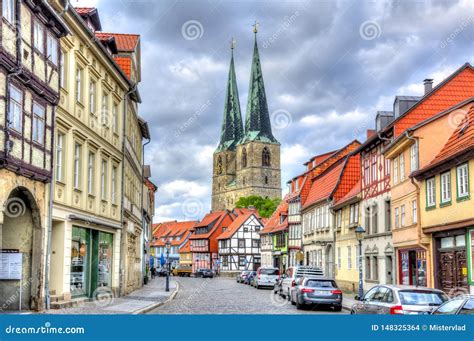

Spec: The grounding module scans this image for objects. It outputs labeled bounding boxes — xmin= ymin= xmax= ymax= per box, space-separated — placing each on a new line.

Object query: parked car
xmin=290 ymin=277 xmax=342 ymax=311
xmin=195 ymin=268 xmax=214 ymax=278
xmin=236 ymin=270 xmax=251 ymax=283
xmin=431 ymin=295 xmax=474 ymax=315
xmin=172 ymin=265 xmax=192 ymax=277
xmin=281 ymin=266 xmax=324 ymax=298
xmin=244 ymin=271 xmax=257 ymax=285
xmin=253 ymin=267 xmax=280 ymax=289
xmin=350 ymin=285 xmax=449 ymax=315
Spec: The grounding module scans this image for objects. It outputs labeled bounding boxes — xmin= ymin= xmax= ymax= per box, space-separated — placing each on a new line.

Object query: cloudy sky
xmin=75 ymin=0 xmax=473 ymax=222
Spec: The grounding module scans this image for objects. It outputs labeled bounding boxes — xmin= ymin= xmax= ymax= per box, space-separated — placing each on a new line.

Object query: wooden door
xmin=439 ymin=250 xmax=468 ymax=295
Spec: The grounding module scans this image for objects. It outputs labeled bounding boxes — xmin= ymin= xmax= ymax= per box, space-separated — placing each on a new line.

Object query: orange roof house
xmin=150 ymin=220 xmax=197 ymax=261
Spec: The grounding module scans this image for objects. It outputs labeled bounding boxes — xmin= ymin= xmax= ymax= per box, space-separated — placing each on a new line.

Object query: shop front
xmin=398 ymin=249 xmax=427 ymax=287
xmin=433 ymin=228 xmax=468 ymax=295
xmin=70 ymin=226 xmax=114 ymax=298
xmin=466 ymin=228 xmax=474 ymax=294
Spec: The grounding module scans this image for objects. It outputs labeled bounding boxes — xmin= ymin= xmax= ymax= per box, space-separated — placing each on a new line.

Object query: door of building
xmin=439 ymin=250 xmax=468 ymax=294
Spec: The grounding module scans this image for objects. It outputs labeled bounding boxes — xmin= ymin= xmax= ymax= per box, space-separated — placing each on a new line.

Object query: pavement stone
xmin=44 ymin=277 xmax=177 ymax=315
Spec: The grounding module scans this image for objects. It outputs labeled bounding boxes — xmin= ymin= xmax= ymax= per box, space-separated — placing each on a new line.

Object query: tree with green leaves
xmin=235 ymin=195 xmax=281 ymax=218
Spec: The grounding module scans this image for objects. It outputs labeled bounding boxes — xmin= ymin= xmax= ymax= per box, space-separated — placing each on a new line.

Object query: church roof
xmin=216 ymin=48 xmax=244 ymax=152
xmin=240 ymin=34 xmax=278 ymax=145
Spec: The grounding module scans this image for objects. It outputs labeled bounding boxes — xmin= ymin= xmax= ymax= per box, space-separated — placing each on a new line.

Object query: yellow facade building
xmin=383 ymin=101 xmax=471 ymax=288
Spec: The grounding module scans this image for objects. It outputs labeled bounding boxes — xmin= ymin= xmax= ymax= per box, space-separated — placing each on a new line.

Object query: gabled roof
xmin=260 ymin=197 xmax=288 ymax=235
xmin=99 ymin=32 xmax=140 ymax=52
xmin=151 ymin=220 xmax=197 ymax=247
xmin=180 ymin=239 xmax=191 ymax=253
xmin=331 ymin=153 xmax=361 ymax=204
xmin=74 ymin=7 xmax=102 ymax=31
xmin=415 ymin=104 xmax=474 ymax=176
xmin=189 ymin=211 xmax=232 ymax=240
xmin=332 ymin=179 xmax=361 ymax=208
xmin=302 ymin=160 xmax=345 ymax=209
xmin=217 ymin=213 xmax=260 ymax=240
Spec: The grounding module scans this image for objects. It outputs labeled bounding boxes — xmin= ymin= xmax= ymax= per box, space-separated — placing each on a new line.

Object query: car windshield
xmin=260 ymin=269 xmax=279 ymax=275
xmin=306 ymin=279 xmax=336 ymax=288
xmin=398 ymin=290 xmax=448 ymax=306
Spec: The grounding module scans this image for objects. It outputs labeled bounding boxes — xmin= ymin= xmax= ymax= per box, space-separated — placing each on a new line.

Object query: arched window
xmin=262 ymin=147 xmax=271 ymax=167
xmin=242 ymin=148 xmax=247 ymax=168
xmin=217 ymin=156 xmax=223 ymax=175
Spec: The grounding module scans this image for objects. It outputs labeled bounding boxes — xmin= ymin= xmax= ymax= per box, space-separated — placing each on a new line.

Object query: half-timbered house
xmin=0 ymin=0 xmax=69 ymax=311
xmin=217 ymin=212 xmax=263 ymax=272
xmin=189 ymin=210 xmax=234 ymax=273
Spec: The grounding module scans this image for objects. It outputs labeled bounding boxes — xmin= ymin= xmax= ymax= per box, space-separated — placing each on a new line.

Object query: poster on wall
xmin=0 ymin=250 xmax=22 ymax=280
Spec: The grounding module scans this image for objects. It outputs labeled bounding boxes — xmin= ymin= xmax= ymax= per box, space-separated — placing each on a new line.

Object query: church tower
xmin=212 ymin=27 xmax=282 ymax=212
xmin=235 ymin=23 xmax=281 ymax=203
xmin=212 ymin=39 xmax=244 ymax=211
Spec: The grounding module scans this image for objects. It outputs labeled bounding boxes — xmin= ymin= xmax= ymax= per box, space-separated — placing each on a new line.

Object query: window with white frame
xmin=89 ymin=81 xmax=96 ymax=114
xmin=441 ymin=171 xmax=451 ymax=203
xmin=349 ymin=203 xmax=359 ymax=225
xmin=46 ymin=33 xmax=58 ymax=65
xmin=347 ymin=246 xmax=352 ymax=270
xmin=457 ymin=164 xmax=469 ymax=199
xmin=87 ymin=152 xmax=95 ymax=194
xmin=8 ymin=84 xmax=22 ymax=132
xmin=60 ymin=51 xmax=66 ymax=88
xmin=101 ymin=159 xmax=107 ymax=200
xmin=33 ymin=21 xmax=44 ymax=53
xmin=335 ymin=209 xmax=342 ymax=228
xmin=73 ymin=143 xmax=81 ymax=189
xmin=32 ymin=102 xmax=45 ymax=144
xmin=400 ymin=204 xmax=406 ymax=227
xmin=399 ymin=153 xmax=405 ymax=181
xmin=101 ymin=93 xmax=109 ymax=126
xmin=75 ymin=68 xmax=83 ymax=102
xmin=394 ymin=207 xmax=400 ymax=228
xmin=2 ymin=0 xmax=15 ymax=23
xmin=412 ymin=199 xmax=417 ymax=224
xmin=111 ymin=166 xmax=117 ymax=204
xmin=410 ymin=143 xmax=418 ymax=172
xmin=393 ymin=157 xmax=398 ymax=184
xmin=427 ymin=177 xmax=436 ymax=207
xmin=56 ymin=133 xmax=64 ymax=181
xmin=371 ymin=154 xmax=377 ymax=182
xmin=112 ymin=103 xmax=119 ymax=133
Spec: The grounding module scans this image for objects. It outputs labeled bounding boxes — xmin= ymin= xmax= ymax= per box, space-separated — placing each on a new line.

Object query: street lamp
xmin=165 ymin=241 xmax=171 ymax=292
xmin=355 ymin=226 xmax=365 ymax=299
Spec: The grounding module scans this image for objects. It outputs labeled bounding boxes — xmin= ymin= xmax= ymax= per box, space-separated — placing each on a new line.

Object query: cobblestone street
xmin=148 ymin=277 xmax=347 ymax=314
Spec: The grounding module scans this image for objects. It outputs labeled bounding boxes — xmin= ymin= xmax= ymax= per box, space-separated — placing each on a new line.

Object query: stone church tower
xmin=212 ymin=30 xmax=281 ymax=211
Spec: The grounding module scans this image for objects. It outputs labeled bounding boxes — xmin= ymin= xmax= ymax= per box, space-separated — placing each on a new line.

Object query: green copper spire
xmin=216 ymin=38 xmax=244 ymax=152
xmin=241 ymin=23 xmax=278 ymax=144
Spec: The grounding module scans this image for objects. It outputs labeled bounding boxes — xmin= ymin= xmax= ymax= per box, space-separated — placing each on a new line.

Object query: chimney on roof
xmin=366 ymin=129 xmax=376 ymax=139
xmin=423 ymin=79 xmax=433 ymax=95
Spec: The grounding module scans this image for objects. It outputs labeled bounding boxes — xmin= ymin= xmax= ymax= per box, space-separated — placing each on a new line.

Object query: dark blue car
xmin=244 ymin=271 xmax=257 ymax=285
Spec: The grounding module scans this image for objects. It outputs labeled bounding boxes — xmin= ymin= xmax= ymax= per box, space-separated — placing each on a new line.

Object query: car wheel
xmin=256 ymin=284 xmax=259 ymax=289
xmin=296 ymin=299 xmax=304 ymax=310
xmin=333 ymin=305 xmax=342 ymax=312
xmin=350 ymin=309 xmax=356 ymax=315
xmin=290 ymin=293 xmax=296 ymax=305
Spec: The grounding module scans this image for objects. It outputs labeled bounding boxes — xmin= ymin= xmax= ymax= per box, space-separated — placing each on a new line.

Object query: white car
xmin=280 ymin=266 xmax=324 ymax=299
xmin=253 ymin=267 xmax=280 ymax=289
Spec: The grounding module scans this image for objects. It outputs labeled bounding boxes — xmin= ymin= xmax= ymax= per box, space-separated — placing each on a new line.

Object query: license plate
xmin=313 ymin=290 xmax=331 ymax=296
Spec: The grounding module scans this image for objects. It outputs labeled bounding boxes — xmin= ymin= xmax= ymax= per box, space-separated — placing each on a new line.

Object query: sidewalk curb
xmin=133 ymin=281 xmax=180 ymax=315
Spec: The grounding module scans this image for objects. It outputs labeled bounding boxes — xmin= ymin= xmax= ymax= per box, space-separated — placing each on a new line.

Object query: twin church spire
xmin=216 ymin=24 xmax=278 ymax=153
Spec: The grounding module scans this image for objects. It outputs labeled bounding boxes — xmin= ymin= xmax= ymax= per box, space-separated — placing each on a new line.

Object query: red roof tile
xmin=217 ymin=213 xmax=259 ymax=240
xmin=151 ymin=220 xmax=197 ymax=247
xmin=75 ymin=7 xmax=95 ymax=15
xmin=332 ymin=153 xmax=361 ymax=204
xmin=302 ymin=161 xmax=345 ymax=209
xmin=99 ymin=32 xmax=139 ymax=52
xmin=394 ymin=64 xmax=474 ymax=137
xmin=333 ymin=179 xmax=361 ymax=207
xmin=189 ymin=211 xmax=231 ymax=240
xmin=114 ymin=56 xmax=132 ymax=79
xmin=179 ymin=239 xmax=191 ymax=253
xmin=261 ymin=197 xmax=289 ymax=234
xmin=419 ymin=104 xmax=474 ymax=172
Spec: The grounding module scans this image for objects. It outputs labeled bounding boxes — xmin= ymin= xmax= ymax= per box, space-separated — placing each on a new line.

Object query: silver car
xmin=280 ymin=266 xmax=324 ymax=299
xmin=350 ymin=285 xmax=449 ymax=315
xmin=290 ymin=277 xmax=343 ymax=311
xmin=253 ymin=267 xmax=280 ymax=289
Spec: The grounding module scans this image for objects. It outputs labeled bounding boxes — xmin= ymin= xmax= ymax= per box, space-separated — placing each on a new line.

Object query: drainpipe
xmin=405 ymin=131 xmax=428 ymax=287
xmin=119 ymin=84 xmax=137 ymax=296
xmin=141 ymin=137 xmax=151 ymax=281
